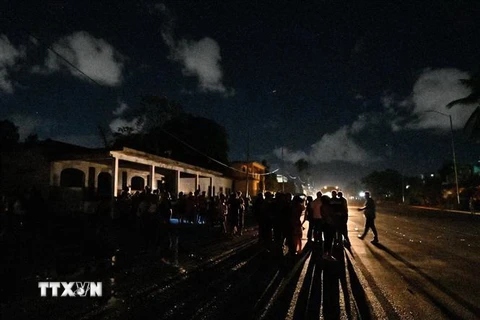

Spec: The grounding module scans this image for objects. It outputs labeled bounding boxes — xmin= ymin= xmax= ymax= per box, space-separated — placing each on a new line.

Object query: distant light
xmin=359 ymin=191 xmax=365 ymax=197
xmin=406 ymin=185 xmax=410 ymax=189
xmin=430 ymin=174 xmax=434 ymax=177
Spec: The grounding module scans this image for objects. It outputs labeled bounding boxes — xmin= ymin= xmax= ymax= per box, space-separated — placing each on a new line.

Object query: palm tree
xmin=294 ymin=158 xmax=309 ymax=180
xmin=294 ymin=158 xmax=311 ymax=193
xmin=446 ymin=72 xmax=480 ymax=142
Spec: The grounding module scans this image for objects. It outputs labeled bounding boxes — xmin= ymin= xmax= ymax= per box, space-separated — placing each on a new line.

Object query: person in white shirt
xmin=310 ymin=191 xmax=324 ymax=243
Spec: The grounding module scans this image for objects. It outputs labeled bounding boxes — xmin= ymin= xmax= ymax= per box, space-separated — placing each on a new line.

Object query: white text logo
xmin=38 ymin=282 xmax=102 ymax=297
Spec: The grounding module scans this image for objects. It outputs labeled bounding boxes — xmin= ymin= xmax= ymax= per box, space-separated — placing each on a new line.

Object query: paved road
xmin=347 ymin=203 xmax=480 ymax=319
xmin=3 ymin=204 xmax=478 ymax=319
xmin=1 ymin=216 xmax=360 ymax=320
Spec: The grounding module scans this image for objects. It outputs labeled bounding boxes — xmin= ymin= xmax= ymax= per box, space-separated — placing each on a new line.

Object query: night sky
xmin=1 ymin=0 xmax=480 ymax=187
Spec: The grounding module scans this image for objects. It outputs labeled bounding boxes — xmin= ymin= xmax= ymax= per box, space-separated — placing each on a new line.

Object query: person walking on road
xmin=357 ymin=191 xmax=379 ymax=244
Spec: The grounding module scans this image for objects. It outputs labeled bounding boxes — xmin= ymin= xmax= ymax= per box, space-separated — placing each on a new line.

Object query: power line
xmin=3 ymin=9 xmax=279 ymax=176
xmin=159 ymin=127 xmax=279 ymax=176
xmin=3 ymin=14 xmax=104 ymax=88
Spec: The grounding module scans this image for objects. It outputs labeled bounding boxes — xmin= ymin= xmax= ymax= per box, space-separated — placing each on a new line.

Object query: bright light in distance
xmin=359 ymin=191 xmax=365 ymax=197
xmin=406 ymin=185 xmax=410 ymax=189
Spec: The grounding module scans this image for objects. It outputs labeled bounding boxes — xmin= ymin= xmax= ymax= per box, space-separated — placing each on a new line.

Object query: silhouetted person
xmin=321 ymin=195 xmax=336 ymax=261
xmin=236 ymin=191 xmax=246 ymax=235
xmin=357 ymin=191 xmax=378 ymax=243
xmin=260 ymin=192 xmax=275 ymax=246
xmin=469 ymin=196 xmax=475 ymax=215
xmin=329 ymin=190 xmax=344 ymax=248
xmin=303 ymin=195 xmax=314 ymax=243
xmin=337 ymin=191 xmax=350 ymax=247
xmin=291 ymin=195 xmax=305 ymax=255
xmin=227 ymin=192 xmax=241 ymax=236
xmin=310 ymin=191 xmax=324 ymax=245
xmin=252 ymin=192 xmax=265 ymax=241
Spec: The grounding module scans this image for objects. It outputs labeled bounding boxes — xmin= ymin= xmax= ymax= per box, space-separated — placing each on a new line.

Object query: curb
xmin=410 ymin=205 xmax=478 ymax=215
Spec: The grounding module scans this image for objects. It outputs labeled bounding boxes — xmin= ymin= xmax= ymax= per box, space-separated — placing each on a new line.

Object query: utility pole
xmin=449 ymin=115 xmax=460 ymax=205
xmin=281 ymin=103 xmax=287 ymax=193
xmin=424 ymin=110 xmax=460 ymax=205
xmin=281 ymin=146 xmax=285 ymax=192
xmin=246 ymin=129 xmax=250 ymax=198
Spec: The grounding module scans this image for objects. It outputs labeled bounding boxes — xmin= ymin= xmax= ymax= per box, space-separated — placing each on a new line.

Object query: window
xmin=131 ymin=176 xmax=145 ymax=191
xmin=60 ymin=168 xmax=85 ymax=188
xmin=97 ymin=172 xmax=112 ymax=198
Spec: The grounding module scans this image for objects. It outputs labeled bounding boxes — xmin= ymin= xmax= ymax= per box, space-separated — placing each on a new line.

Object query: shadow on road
xmin=1 ymin=223 xmax=378 ymax=320
xmin=249 ymin=241 xmax=366 ymax=320
xmin=367 ymin=241 xmax=480 ymax=317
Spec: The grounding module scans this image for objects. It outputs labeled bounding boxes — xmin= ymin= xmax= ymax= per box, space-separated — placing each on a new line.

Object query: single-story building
xmin=0 ymin=140 xmax=233 ymax=215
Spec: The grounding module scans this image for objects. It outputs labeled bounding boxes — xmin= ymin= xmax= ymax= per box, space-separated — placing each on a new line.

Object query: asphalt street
xmin=347 ymin=203 xmax=480 ymax=319
xmin=1 ymin=205 xmax=478 ymax=319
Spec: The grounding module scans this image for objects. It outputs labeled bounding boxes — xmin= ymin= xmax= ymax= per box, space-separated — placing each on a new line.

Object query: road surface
xmin=347 ymin=203 xmax=480 ymax=319
xmin=2 ymin=204 xmax=479 ymax=319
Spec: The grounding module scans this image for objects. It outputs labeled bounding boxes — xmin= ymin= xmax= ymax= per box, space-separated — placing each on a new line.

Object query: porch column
xmin=175 ymin=170 xmax=180 ymax=196
xmin=112 ymin=156 xmax=119 ymax=198
xmin=112 ymin=156 xmax=119 ymax=219
xmin=196 ymin=174 xmax=199 ymax=192
xmin=209 ymin=177 xmax=213 ymax=197
xmin=150 ymin=165 xmax=156 ymax=190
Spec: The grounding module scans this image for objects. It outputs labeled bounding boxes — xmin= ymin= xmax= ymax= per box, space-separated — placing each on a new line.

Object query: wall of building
xmin=179 ymin=177 xmax=196 ymax=194
xmin=51 ymin=160 xmax=109 ymax=187
xmin=51 ymin=161 xmax=169 ymax=195
xmin=212 ymin=176 xmax=233 ymax=196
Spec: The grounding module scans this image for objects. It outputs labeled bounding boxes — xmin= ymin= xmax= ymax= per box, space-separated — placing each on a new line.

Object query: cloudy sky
xmin=1 ymin=1 xmax=480 ymax=187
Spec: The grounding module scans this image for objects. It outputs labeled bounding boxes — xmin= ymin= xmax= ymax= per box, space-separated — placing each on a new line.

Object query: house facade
xmin=0 ymin=140 xmax=233 ymax=214
xmin=230 ymin=161 xmax=266 ymax=197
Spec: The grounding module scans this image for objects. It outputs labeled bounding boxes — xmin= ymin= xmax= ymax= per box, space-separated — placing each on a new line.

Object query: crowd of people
xmin=252 ymin=190 xmax=353 ymax=260
xmin=0 ymin=186 xmax=254 ymax=277
xmin=0 ymin=184 xmax=379 ymax=303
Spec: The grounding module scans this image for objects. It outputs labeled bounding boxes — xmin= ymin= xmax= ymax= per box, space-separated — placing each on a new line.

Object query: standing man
xmin=329 ymin=190 xmax=344 ymax=246
xmin=469 ymin=196 xmax=475 ymax=215
xmin=310 ymin=191 xmax=323 ymax=244
xmin=337 ymin=191 xmax=350 ymax=247
xmin=357 ymin=191 xmax=379 ymax=244
xmin=303 ymin=196 xmax=314 ymax=243
xmin=237 ymin=191 xmax=246 ymax=235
